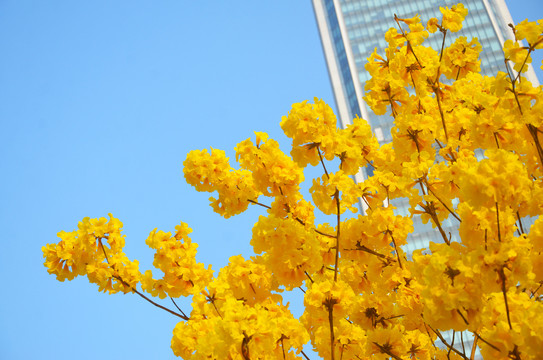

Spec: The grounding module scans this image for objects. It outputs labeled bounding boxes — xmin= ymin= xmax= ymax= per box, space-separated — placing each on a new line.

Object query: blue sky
xmin=1 ymin=1 xmax=542 ymax=359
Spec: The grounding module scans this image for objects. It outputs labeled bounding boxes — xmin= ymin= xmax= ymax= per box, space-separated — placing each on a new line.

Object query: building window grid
xmin=335 ymin=0 xmax=514 ymax=254
xmin=317 ymin=2 xmax=526 ymax=357
xmin=328 ymin=7 xmax=515 ymax=328
xmin=326 ymin=0 xmax=363 ymax=121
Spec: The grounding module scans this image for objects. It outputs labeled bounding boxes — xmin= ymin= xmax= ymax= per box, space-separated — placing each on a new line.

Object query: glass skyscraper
xmin=312 ymin=0 xmax=539 ymax=254
xmin=312 ymin=0 xmax=539 ymax=356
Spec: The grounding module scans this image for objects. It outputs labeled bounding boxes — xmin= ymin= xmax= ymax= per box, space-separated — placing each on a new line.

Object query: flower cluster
xmin=43 ymin=5 xmax=543 ymax=360
xmin=141 ymin=222 xmax=213 ymax=298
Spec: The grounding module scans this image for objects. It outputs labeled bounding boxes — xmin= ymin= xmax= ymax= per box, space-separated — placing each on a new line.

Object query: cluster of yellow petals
xmin=235 ymin=132 xmax=304 ymax=197
xmin=141 ymin=223 xmax=213 ymax=299
xmin=440 ymin=3 xmax=468 ymax=32
xmin=43 ymin=4 xmax=543 ymax=360
xmin=183 ymin=148 xmax=260 ymax=218
xmin=43 ymin=215 xmax=140 ymax=293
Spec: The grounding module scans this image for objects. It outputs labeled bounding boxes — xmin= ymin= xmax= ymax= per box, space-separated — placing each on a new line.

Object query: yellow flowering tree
xmin=43 ymin=4 xmax=543 ymax=360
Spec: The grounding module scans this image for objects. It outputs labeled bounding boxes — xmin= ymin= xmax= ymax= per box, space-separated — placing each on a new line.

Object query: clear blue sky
xmin=1 ymin=1 xmax=541 ymax=359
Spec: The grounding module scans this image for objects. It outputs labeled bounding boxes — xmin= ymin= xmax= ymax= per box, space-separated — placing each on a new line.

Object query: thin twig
xmin=389 ymin=232 xmax=403 ymax=269
xmin=473 ymin=332 xmax=500 ymax=352
xmin=530 ymin=282 xmax=543 ymax=299
xmin=425 ymin=180 xmax=461 ymax=222
xmin=373 ymin=342 xmax=402 ymax=360
xmin=429 ymin=326 xmax=469 ymax=360
xmin=496 ymin=202 xmax=502 ymax=242
xmin=516 ymin=211 xmax=525 ymax=235
xmin=305 ymin=271 xmax=314 ymax=284
xmin=469 ymin=335 xmax=479 ymax=360
xmin=439 ymin=29 xmax=447 ymax=62
xmin=456 ymin=309 xmax=469 ymax=326
xmin=334 ymin=189 xmax=341 ymax=282
xmin=448 ymin=330 xmax=456 ymax=359
xmin=317 ymin=146 xmax=330 ymax=179
xmin=424 ymin=323 xmax=437 ymax=349
xmin=248 ymin=199 xmax=271 ymax=209
xmin=434 ymin=83 xmax=449 ymax=142
xmin=498 ymin=267 xmax=513 ymax=330
xmin=170 ymin=298 xmax=188 ymax=319
xmin=98 ymin=238 xmax=188 ymax=320
xmin=247 ymin=199 xmax=336 ymax=239
xmin=349 ymin=244 xmax=393 ymax=261
xmin=504 ymin=59 xmax=524 ymax=115
xmin=326 ymin=298 xmax=336 ymax=360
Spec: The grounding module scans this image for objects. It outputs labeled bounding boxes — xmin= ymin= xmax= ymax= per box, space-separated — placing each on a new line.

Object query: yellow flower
xmin=280 ymin=98 xmax=339 ymax=167
xmin=503 ymin=39 xmax=532 ymax=73
xmin=310 ymin=171 xmax=362 ymax=215
xmin=514 ymin=19 xmax=543 ymax=46
xmin=442 ymin=36 xmax=482 ymax=80
xmin=184 ymin=147 xmax=260 ymax=218
xmin=440 ymin=3 xmax=468 ymax=32
xmin=426 ymin=17 xmax=439 ymax=33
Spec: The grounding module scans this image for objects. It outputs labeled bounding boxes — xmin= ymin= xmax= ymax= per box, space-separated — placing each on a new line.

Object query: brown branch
xmin=504 ymin=59 xmax=524 ymax=115
xmin=420 ymin=201 xmax=451 ymax=245
xmin=97 ymin=238 xmax=188 ymax=320
xmin=474 ymin=332 xmax=500 ymax=352
xmin=124 ymin=280 xmax=188 ymax=320
xmin=241 ymin=332 xmax=251 ymax=360
xmin=317 ymin=146 xmax=330 ymax=180
xmin=460 ymin=331 xmax=466 ymax=358
xmin=349 ymin=244 xmax=393 ymax=262
xmin=423 ymin=323 xmax=437 ymax=349
xmin=434 ymin=83 xmax=449 ymax=142
xmin=248 ymin=199 xmax=271 ymax=209
xmin=513 ymin=40 xmax=540 ymax=83
xmin=315 ymin=228 xmax=337 ymax=239
xmin=424 ymin=179 xmax=461 ymax=223
xmin=394 ymin=14 xmax=424 ymax=68
xmin=470 ymin=334 xmax=479 ymax=360
xmin=305 ymin=271 xmax=315 ymax=284
xmin=247 ymin=199 xmax=336 ymax=239
xmin=385 ymin=85 xmax=399 ymax=119
xmin=325 ymin=297 xmax=337 ymax=360
xmin=208 ymin=296 xmax=223 ymax=319
xmin=329 ymin=307 xmax=335 ymax=360
xmin=429 ymin=326 xmax=469 ymax=360
xmin=496 ymin=202 xmax=502 ymax=243
xmin=516 ymin=211 xmax=525 ymax=235
xmin=526 ymin=124 xmax=543 ymax=167
xmin=294 ymin=216 xmax=336 ymax=238
xmin=456 ymin=309 xmax=469 ymax=326
xmin=334 ymin=188 xmax=341 ymax=282
xmin=361 ymin=195 xmax=373 ymax=211
xmin=439 ymin=28 xmax=448 ymax=62
xmin=448 ymin=330 xmax=456 ymax=358
xmin=372 ymin=342 xmax=402 ymax=360
xmin=494 ymin=132 xmax=501 ymax=149
xmin=530 ymin=282 xmax=543 ymax=299
xmin=388 ymin=232 xmax=403 ymax=269
xmin=170 ymin=298 xmax=188 ymax=319
xmin=498 ymin=267 xmax=513 ymax=330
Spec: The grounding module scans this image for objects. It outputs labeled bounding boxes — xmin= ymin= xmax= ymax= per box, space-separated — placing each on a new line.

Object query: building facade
xmin=312 ymin=0 xmax=539 ymax=355
xmin=312 ymin=0 xmax=539 ymax=254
